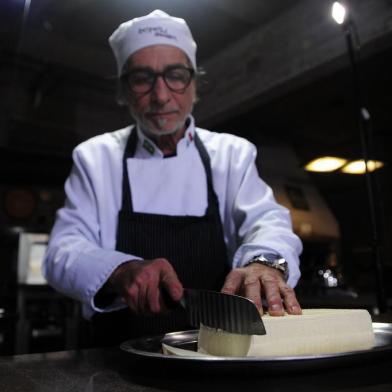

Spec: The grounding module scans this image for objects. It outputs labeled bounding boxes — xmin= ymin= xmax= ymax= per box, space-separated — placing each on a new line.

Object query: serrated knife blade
xmin=180 ymin=289 xmax=266 ymax=335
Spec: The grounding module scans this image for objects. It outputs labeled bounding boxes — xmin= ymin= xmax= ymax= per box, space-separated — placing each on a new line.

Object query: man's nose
xmin=151 ymin=75 xmax=171 ymax=103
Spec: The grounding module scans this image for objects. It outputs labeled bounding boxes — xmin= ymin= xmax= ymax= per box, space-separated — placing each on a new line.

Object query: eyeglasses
xmin=122 ymin=66 xmax=195 ymax=94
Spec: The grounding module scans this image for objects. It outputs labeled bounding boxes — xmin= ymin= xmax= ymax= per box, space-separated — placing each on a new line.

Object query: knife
xmin=179 ymin=289 xmax=266 ymax=335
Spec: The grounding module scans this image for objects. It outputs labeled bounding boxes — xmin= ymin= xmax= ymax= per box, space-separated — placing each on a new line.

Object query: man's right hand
xmin=108 ymin=258 xmax=183 ymax=315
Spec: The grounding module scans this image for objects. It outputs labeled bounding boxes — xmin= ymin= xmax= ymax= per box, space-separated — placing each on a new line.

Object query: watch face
xmin=261 ymin=254 xmax=282 ymax=263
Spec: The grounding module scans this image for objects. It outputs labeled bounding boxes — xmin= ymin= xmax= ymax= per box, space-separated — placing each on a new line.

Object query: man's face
xmin=125 ymin=45 xmax=196 ymax=136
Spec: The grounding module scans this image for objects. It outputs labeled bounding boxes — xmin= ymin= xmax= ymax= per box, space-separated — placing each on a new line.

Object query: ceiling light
xmin=341 ymin=160 xmax=384 ymax=174
xmin=304 ymin=157 xmax=348 ymax=172
xmin=331 ymin=2 xmax=346 ymax=24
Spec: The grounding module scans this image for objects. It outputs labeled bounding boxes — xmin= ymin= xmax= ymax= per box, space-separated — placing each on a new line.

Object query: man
xmin=43 ymin=10 xmax=302 ymax=344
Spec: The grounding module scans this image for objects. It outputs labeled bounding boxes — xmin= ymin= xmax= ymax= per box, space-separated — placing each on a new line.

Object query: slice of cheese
xmin=198 ymin=308 xmax=375 ymax=357
xmin=198 ymin=324 xmax=252 ymax=357
xmin=162 ymin=343 xmax=209 ymax=357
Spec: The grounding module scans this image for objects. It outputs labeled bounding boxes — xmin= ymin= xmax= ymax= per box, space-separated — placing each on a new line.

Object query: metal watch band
xmin=246 ymin=254 xmax=289 ymax=281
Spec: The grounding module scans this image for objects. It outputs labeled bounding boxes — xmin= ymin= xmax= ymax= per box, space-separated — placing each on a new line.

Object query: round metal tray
xmin=120 ymin=322 xmax=392 ymax=374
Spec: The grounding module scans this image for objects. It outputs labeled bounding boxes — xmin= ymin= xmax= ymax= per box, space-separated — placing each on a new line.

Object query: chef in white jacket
xmin=43 ymin=10 xmax=303 ymax=344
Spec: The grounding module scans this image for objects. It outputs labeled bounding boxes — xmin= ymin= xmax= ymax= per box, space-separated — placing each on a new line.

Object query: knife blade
xmin=179 ymin=289 xmax=266 ymax=335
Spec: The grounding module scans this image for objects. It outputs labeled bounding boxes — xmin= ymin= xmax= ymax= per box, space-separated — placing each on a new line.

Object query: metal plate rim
xmin=120 ymin=322 xmax=392 ymax=364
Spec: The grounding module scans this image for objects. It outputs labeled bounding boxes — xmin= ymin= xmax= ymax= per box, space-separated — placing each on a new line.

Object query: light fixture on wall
xmin=331 ymin=1 xmax=387 ymax=312
xmin=304 ymin=157 xmax=347 ymax=173
xmin=340 ymin=159 xmax=384 ymax=174
xmin=304 ymin=156 xmax=384 ymax=174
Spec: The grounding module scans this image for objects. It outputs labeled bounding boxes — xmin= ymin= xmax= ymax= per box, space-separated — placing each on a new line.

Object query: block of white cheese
xmin=198 ymin=309 xmax=375 ymax=357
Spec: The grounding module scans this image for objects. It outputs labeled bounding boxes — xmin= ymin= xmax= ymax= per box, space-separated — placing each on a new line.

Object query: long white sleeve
xmin=229 ymin=146 xmax=302 ymax=288
xmin=43 ymin=137 xmax=141 ymax=318
xmin=198 ymin=129 xmax=302 ymax=289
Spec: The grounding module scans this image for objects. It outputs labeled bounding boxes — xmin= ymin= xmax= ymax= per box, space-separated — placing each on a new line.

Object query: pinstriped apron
xmin=92 ymin=128 xmax=229 ymax=344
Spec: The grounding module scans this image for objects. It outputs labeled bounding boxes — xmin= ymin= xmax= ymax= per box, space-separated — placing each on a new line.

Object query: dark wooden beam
xmin=194 ymin=0 xmax=392 ymax=127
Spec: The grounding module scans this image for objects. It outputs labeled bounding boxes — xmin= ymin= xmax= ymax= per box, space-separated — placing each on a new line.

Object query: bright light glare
xmin=304 ymin=157 xmax=347 ymax=172
xmin=341 ymin=160 xmax=384 ymax=174
xmin=332 ymin=2 xmax=346 ymax=24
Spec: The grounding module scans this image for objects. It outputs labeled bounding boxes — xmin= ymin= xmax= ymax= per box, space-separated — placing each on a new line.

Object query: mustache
xmin=144 ymin=105 xmax=178 ymax=114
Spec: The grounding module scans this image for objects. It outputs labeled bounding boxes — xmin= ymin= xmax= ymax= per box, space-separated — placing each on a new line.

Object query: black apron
xmin=92 ymin=128 xmax=229 ymax=345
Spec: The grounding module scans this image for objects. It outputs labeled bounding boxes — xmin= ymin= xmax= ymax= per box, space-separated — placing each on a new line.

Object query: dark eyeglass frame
xmin=121 ymin=65 xmax=195 ymax=95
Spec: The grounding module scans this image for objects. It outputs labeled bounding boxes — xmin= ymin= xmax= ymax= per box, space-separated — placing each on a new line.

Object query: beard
xmin=140 ymin=116 xmax=184 ymax=137
xmin=130 ymin=105 xmax=193 ymax=138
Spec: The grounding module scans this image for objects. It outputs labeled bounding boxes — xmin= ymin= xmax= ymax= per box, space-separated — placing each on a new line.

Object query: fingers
xmin=124 ymin=265 xmax=155 ymax=314
xmin=159 ymin=259 xmax=183 ymax=302
xmin=112 ymin=258 xmax=302 ymax=318
xmin=221 ymin=269 xmax=243 ymax=295
xmin=240 ymin=273 xmax=264 ymax=313
xmin=117 ymin=258 xmax=183 ymax=315
xmin=221 ymin=268 xmax=264 ymax=313
xmin=125 ymin=283 xmax=139 ymax=314
xmin=260 ymin=274 xmax=285 ymax=316
xmin=257 ymin=266 xmax=302 ymax=316
xmin=224 ymin=264 xmax=302 ymax=317
xmin=146 ymin=277 xmax=161 ymax=314
xmin=279 ymin=283 xmax=302 ymax=315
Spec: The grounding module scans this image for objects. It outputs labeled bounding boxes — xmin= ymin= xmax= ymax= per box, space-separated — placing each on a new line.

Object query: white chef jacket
xmin=43 ymin=116 xmax=302 ymax=318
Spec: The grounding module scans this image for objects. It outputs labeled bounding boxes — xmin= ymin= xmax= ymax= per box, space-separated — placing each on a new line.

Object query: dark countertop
xmin=1 ymin=334 xmax=392 ymax=392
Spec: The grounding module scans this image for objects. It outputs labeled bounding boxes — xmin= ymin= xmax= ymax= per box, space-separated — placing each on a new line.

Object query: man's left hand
xmin=221 ymin=263 xmax=302 ymax=316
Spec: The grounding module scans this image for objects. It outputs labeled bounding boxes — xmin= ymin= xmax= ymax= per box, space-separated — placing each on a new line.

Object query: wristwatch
xmin=246 ymin=253 xmax=289 ymax=281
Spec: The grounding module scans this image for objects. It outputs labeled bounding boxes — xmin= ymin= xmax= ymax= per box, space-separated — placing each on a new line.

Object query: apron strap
xmin=120 ymin=128 xmax=138 ymax=214
xmin=193 ymin=132 xmax=220 ymax=216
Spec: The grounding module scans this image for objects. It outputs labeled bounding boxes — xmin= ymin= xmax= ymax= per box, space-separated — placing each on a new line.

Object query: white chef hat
xmin=109 ymin=9 xmax=197 ymax=76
